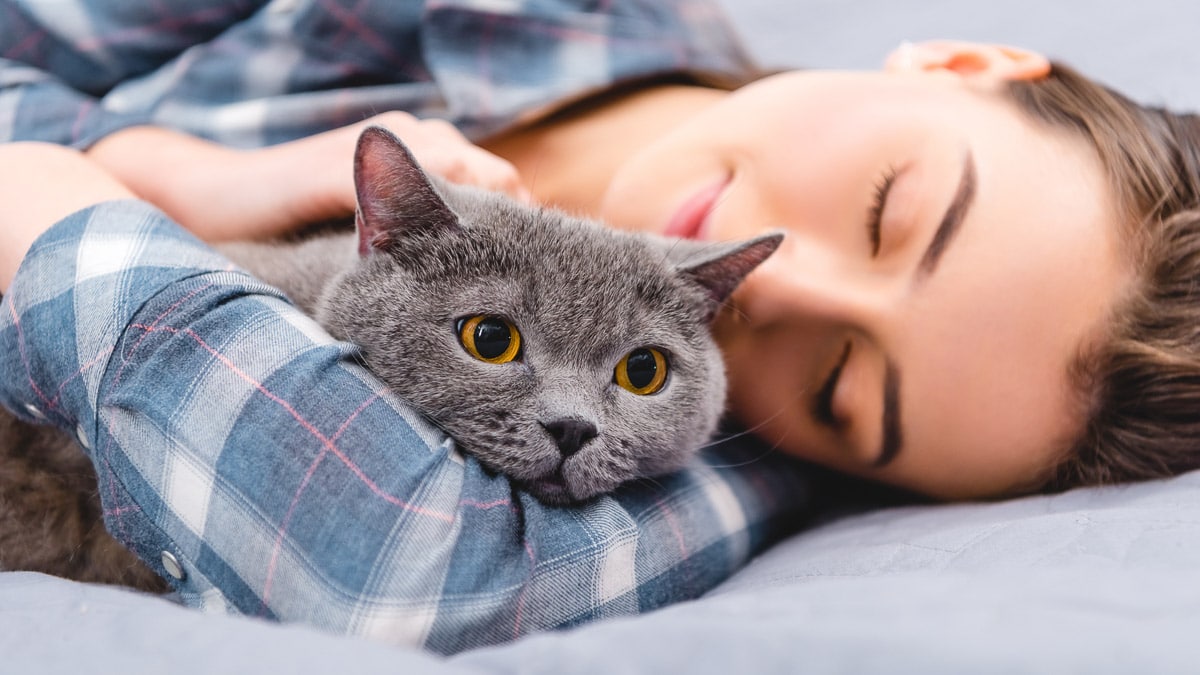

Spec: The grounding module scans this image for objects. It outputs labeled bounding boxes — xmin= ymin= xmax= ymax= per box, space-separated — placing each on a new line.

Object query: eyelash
xmin=813 ymin=341 xmax=852 ymax=430
xmin=867 ymin=166 xmax=898 ymax=256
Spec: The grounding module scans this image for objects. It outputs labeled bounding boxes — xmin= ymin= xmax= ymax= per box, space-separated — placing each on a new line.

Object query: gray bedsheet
xmin=7 ymin=1 xmax=1200 ymax=672
xmin=7 ymin=470 xmax=1200 ymax=672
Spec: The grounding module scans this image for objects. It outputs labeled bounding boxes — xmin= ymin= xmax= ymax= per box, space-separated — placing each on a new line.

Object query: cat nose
xmin=541 ymin=418 xmax=598 ymax=457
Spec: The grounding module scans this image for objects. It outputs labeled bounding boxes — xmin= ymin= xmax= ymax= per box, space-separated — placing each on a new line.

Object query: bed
xmin=7 ymin=1 xmax=1200 ymax=672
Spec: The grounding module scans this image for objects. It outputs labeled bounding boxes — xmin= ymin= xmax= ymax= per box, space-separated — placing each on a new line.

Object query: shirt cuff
xmin=0 ymin=199 xmax=236 ymax=431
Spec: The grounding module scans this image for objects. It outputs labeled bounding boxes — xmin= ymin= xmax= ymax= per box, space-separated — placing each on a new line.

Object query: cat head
xmin=318 ymin=127 xmax=781 ymax=504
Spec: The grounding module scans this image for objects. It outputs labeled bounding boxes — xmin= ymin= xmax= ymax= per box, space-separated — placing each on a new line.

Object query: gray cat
xmin=0 ymin=127 xmax=780 ymax=590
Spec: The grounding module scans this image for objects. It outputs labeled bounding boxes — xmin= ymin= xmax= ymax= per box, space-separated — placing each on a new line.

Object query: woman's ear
xmin=884 ymin=40 xmax=1050 ymax=82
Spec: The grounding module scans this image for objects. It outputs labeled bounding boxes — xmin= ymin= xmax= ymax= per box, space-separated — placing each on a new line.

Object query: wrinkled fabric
xmin=0 ymin=201 xmax=810 ymax=653
xmin=0 ymin=0 xmax=755 ymax=147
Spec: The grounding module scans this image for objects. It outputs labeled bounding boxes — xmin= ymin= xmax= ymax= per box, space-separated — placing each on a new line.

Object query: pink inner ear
xmin=351 ymin=126 xmax=461 ymax=256
xmin=355 ymin=205 xmax=391 ymax=257
xmin=686 ymin=234 xmax=783 ymax=302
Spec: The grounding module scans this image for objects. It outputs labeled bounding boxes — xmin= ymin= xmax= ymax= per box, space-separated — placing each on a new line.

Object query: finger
xmin=467 ymin=152 xmax=529 ymax=200
xmin=355 ymin=115 xmax=531 ymax=201
xmin=469 ymin=164 xmax=530 ymax=202
xmin=426 ymin=149 xmax=530 ymax=202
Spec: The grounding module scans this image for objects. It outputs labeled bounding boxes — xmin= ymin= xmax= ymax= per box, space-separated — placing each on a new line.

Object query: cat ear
xmin=671 ymin=232 xmax=783 ymax=323
xmin=353 ymin=126 xmax=460 ymax=256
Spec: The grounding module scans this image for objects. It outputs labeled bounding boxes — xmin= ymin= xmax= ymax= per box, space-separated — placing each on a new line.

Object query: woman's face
xmin=597 ymin=67 xmax=1131 ymax=499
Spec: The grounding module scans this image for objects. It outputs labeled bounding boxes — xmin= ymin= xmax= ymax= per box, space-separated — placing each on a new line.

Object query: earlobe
xmin=884 ymin=40 xmax=1050 ymax=82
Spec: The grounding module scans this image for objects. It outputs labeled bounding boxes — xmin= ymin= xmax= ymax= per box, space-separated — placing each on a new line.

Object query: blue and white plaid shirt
xmin=0 ymin=0 xmax=756 ymax=147
xmin=0 ymin=0 xmax=808 ymax=654
xmin=0 ymin=201 xmax=810 ymax=653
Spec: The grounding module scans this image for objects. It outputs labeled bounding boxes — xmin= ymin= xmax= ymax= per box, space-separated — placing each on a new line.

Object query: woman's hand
xmin=0 ymin=143 xmax=137 ymax=292
xmin=86 ymin=112 xmax=529 ymax=242
xmin=339 ymin=112 xmax=529 ymax=200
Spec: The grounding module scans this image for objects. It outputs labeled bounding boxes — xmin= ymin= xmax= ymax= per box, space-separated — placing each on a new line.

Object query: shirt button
xmin=23 ymin=403 xmax=43 ymax=419
xmin=161 ymin=551 xmax=187 ymax=581
xmin=76 ymin=423 xmax=90 ymax=450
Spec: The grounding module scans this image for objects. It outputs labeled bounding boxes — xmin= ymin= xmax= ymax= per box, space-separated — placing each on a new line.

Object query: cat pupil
xmin=625 ymin=349 xmax=658 ymax=389
xmin=474 ymin=318 xmax=512 ymax=359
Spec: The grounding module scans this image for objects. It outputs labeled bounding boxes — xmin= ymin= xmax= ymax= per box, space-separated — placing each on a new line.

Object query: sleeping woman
xmin=1 ymin=0 xmax=1198 ymax=653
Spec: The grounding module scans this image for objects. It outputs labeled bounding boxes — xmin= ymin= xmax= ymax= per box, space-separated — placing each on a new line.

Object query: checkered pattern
xmin=0 ymin=0 xmax=756 ymax=147
xmin=0 ymin=201 xmax=811 ymax=653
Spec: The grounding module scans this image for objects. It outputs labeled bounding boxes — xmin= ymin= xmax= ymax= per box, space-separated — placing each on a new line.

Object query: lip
xmin=664 ymin=175 xmax=729 ymax=240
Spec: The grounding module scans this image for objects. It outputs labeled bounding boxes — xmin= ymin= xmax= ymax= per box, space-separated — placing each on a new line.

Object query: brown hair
xmin=1006 ymin=63 xmax=1200 ymax=490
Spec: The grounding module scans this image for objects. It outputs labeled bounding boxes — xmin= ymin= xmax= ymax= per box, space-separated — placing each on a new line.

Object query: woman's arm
xmin=3 ymin=0 xmax=528 ymax=242
xmin=86 ymin=114 xmax=528 ymax=242
xmin=1 ymin=0 xmax=524 ymax=243
xmin=0 ymin=143 xmax=133 ymax=291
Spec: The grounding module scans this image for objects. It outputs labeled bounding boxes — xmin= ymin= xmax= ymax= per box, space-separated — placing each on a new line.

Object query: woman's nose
xmin=733 ymin=243 xmax=896 ymax=329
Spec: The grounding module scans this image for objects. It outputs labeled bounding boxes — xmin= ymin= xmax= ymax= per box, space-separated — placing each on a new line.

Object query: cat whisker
xmin=699 ymin=426 xmax=786 ymax=469
xmin=659 ymin=236 xmax=728 ymax=267
xmin=525 ymin=160 xmax=542 ymax=202
xmin=644 ymin=477 xmax=668 ymax=494
xmin=699 ymin=386 xmax=811 ymax=468
xmin=711 ymin=391 xmax=799 ymax=443
xmin=699 ymin=440 xmax=784 ymax=470
xmin=720 ymin=296 xmax=753 ymax=324
xmin=630 ymin=474 xmax=668 ymax=494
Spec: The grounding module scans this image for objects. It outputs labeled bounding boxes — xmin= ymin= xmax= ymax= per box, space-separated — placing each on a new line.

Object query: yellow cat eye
xmin=614 ymin=347 xmax=668 ymax=395
xmin=457 ymin=315 xmax=522 ymax=364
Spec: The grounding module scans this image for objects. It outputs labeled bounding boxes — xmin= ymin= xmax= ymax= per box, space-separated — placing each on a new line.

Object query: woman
xmin=1 ymin=0 xmax=1197 ymax=652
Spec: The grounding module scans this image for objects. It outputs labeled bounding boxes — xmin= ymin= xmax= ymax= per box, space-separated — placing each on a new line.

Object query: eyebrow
xmin=875 ymin=150 xmax=977 ymax=468
xmin=873 ymin=360 xmax=902 ymax=468
xmin=918 ymin=150 xmax=977 ymax=279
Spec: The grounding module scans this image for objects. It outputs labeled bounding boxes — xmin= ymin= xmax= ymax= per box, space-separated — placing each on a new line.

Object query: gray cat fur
xmin=223 ymin=127 xmax=782 ymax=503
xmin=0 ymin=127 xmax=779 ymax=589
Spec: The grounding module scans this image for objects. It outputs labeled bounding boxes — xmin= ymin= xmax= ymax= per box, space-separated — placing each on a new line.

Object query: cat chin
xmin=521 ymin=475 xmax=576 ymax=506
xmin=518 ymin=466 xmax=618 ymax=506
xmin=517 ymin=465 xmax=594 ymax=506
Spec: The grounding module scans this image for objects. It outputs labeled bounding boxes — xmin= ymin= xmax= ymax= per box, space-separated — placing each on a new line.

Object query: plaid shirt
xmin=0 ymin=202 xmax=810 ymax=653
xmin=0 ymin=0 xmax=756 ymax=147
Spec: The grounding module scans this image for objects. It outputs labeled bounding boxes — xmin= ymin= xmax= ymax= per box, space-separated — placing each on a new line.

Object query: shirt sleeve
xmin=2 ymin=0 xmax=757 ymax=147
xmin=0 ymin=0 xmax=265 ymax=146
xmin=0 ymin=200 xmax=812 ymax=654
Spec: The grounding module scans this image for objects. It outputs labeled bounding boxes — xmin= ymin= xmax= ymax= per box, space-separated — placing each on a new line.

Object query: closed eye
xmin=867 ymin=166 xmax=897 ymax=256
xmin=812 ymin=341 xmax=851 ymax=429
